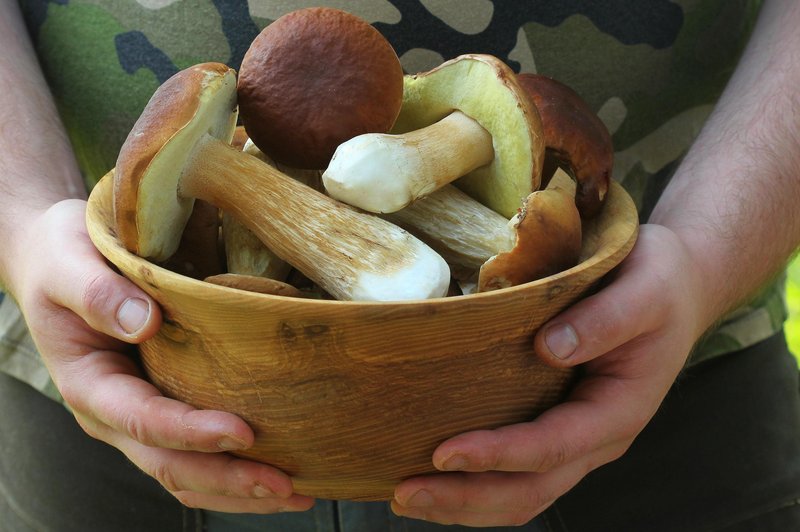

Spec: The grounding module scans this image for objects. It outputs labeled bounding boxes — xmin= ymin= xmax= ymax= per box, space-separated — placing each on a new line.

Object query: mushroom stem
xmin=222 ymin=140 xmax=319 ymax=282
xmin=383 ymin=184 xmax=515 ymax=281
xmin=387 ymin=169 xmax=579 ymax=284
xmin=178 ymin=134 xmax=451 ymax=301
xmin=323 ymin=111 xmax=494 ymax=213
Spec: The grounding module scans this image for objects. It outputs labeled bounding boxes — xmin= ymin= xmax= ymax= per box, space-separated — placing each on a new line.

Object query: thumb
xmin=44 ymin=200 xmax=162 ymax=343
xmin=532 ymin=225 xmax=677 ymax=367
xmin=532 ymin=285 xmax=642 ymax=367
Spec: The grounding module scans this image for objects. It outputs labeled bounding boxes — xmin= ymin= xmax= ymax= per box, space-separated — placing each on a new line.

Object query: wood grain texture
xmin=87 ymin=170 xmax=638 ymax=500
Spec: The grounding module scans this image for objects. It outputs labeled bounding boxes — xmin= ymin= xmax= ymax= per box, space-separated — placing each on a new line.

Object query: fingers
xmin=393 ymin=460 xmax=595 ymax=526
xmin=94 ymin=419 xmax=315 ymax=513
xmin=429 ymin=371 xmax=643 ymax=475
xmin=117 ymin=439 xmax=315 ymax=512
xmin=17 ymin=200 xmax=315 ymax=514
xmin=391 ymin=375 xmax=650 ymax=527
xmin=534 ymin=269 xmax=657 ymax=367
xmin=64 ymin=350 xmax=254 ymax=453
xmin=174 ymin=490 xmax=315 ymax=514
xmin=69 ymin=351 xmax=316 ymax=514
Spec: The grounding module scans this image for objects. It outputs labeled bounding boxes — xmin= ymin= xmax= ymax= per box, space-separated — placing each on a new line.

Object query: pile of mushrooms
xmin=112 ymin=7 xmax=612 ymax=302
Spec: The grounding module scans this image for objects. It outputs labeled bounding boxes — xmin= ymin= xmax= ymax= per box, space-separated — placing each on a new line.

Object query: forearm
xmin=649 ymin=0 xmax=800 ymax=330
xmin=0 ymin=0 xmax=84 ymax=288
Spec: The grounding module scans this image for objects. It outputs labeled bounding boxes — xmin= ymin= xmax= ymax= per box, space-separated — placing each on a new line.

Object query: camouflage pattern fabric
xmin=3 ymin=0 xmax=782 ymax=405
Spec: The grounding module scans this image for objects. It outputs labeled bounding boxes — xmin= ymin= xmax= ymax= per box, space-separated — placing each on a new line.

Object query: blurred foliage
xmin=784 ymin=256 xmax=800 ymax=367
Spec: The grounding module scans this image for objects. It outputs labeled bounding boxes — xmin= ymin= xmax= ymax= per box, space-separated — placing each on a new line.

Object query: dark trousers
xmin=545 ymin=332 xmax=800 ymax=532
xmin=1 ymin=334 xmax=798 ymax=532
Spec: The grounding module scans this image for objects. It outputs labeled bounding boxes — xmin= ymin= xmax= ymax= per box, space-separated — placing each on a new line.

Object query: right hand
xmin=6 ymin=199 xmax=315 ymax=513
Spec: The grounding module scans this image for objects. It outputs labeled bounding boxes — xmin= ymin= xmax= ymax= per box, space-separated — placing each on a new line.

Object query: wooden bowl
xmin=86 ymin=171 xmax=638 ymax=500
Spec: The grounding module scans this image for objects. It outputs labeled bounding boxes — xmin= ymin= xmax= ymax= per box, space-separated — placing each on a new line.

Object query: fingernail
xmin=544 ymin=323 xmax=578 ymax=359
xmin=117 ymin=298 xmax=150 ymax=335
xmin=217 ymin=435 xmax=248 ymax=451
xmin=440 ymin=453 xmax=468 ymax=471
xmin=405 ymin=489 xmax=434 ymax=508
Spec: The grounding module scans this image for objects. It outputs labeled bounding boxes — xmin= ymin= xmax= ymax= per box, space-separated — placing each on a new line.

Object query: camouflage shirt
xmin=1 ymin=0 xmax=784 ymax=406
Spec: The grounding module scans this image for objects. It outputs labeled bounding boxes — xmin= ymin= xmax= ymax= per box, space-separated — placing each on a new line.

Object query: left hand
xmin=392 ymin=224 xmax=712 ymax=526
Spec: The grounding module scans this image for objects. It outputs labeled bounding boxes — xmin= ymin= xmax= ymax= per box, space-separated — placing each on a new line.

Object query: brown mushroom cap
xmin=517 ymin=73 xmax=613 ymax=218
xmin=205 ymin=273 xmax=305 ymax=298
xmin=477 ymin=169 xmax=582 ymax=292
xmin=114 ymin=62 xmax=237 ymax=261
xmin=237 ymin=7 xmax=404 ymax=169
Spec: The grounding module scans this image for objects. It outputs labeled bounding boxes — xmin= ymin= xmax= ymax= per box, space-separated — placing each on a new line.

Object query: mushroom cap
xmin=113 ymin=62 xmax=238 ymax=261
xmin=478 ymin=169 xmax=582 ymax=292
xmin=205 ymin=273 xmax=305 ymax=298
xmin=392 ymin=54 xmax=545 ymax=219
xmin=237 ymin=7 xmax=404 ymax=169
xmin=516 ymin=73 xmax=613 ymax=218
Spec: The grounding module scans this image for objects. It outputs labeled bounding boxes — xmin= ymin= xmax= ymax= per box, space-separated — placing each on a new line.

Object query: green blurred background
xmin=784 ymin=257 xmax=800 ymax=366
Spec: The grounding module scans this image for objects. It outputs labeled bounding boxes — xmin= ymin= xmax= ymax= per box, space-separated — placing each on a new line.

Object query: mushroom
xmin=516 ymin=73 xmax=613 ymax=218
xmin=323 ymin=110 xmax=494 ymax=213
xmin=157 ymin=198 xmax=224 ymax=280
xmin=204 ymin=273 xmax=306 ymax=298
xmin=383 ymin=184 xmax=515 ymax=281
xmin=237 ymin=7 xmax=404 ymax=169
xmin=477 ymin=168 xmax=582 ymax=292
xmin=113 ymin=62 xmax=450 ymax=302
xmin=221 ymin=210 xmax=292 ymax=281
xmin=222 ymin=137 xmax=320 ymax=281
xmin=322 ymin=54 xmax=545 ymax=218
xmin=385 ymin=168 xmax=582 ymax=291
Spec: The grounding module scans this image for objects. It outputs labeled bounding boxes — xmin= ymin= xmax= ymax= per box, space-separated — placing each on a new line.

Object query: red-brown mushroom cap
xmin=517 ymin=73 xmax=613 ymax=219
xmin=477 ymin=169 xmax=582 ymax=292
xmin=237 ymin=7 xmax=404 ymax=169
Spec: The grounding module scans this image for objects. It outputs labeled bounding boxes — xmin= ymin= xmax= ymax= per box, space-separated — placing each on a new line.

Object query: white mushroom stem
xmin=322 ymin=111 xmax=494 ymax=213
xmin=178 ymin=134 xmax=451 ymax=301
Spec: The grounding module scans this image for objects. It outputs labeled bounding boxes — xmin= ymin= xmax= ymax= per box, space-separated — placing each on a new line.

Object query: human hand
xmin=7 ymin=199 xmax=314 ymax=513
xmin=392 ymin=224 xmax=711 ymax=526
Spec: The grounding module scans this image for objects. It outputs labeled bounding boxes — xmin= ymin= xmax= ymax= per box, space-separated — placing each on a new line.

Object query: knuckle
xmin=58 ymin=383 xmax=83 ymax=411
xmin=121 ymin=411 xmax=153 ymax=446
xmin=606 ymin=441 xmax=632 ymax=464
xmin=534 ymin=440 xmax=573 ymax=471
xmin=79 ymin=272 xmax=117 ymax=318
xmin=152 ymin=462 xmax=182 ymax=493
xmin=519 ymin=482 xmax=550 ymax=512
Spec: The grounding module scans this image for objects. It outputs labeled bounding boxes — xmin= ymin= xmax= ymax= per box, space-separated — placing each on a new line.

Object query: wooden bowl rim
xmin=87 ymin=169 xmax=639 ymax=308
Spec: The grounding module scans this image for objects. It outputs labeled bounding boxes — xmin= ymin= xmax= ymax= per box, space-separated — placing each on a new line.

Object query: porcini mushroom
xmin=386 ymin=168 xmax=582 ymax=291
xmin=477 ymin=168 xmax=582 ymax=292
xmin=517 ymin=73 xmax=613 ymax=218
xmin=157 ymin=198 xmax=224 ymax=280
xmin=222 ymin=138 xmax=320 ymax=281
xmin=237 ymin=7 xmax=404 ymax=169
xmin=383 ymin=184 xmax=515 ymax=281
xmin=113 ymin=62 xmax=450 ymax=302
xmin=322 ymin=54 xmax=545 ymax=218
xmin=221 ymin=210 xmax=291 ymax=281
xmin=204 ymin=273 xmax=306 ymax=298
